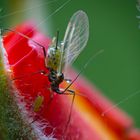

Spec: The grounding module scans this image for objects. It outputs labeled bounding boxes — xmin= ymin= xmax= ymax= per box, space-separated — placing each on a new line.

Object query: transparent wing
xmin=61 ymin=10 xmax=89 ymax=77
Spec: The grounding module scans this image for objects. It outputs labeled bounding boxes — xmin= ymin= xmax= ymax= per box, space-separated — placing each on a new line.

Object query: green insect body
xmin=33 ymin=96 xmax=44 ymax=112
xmin=47 ymin=38 xmax=61 ymax=71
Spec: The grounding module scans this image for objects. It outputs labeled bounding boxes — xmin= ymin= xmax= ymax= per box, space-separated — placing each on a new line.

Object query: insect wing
xmin=63 ymin=10 xmax=89 ymax=76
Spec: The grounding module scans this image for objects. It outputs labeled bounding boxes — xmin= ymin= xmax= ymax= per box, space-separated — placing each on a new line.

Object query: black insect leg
xmin=2 ymin=28 xmax=48 ymax=68
xmin=12 ymin=70 xmax=47 ymax=81
xmin=62 ymin=89 xmax=75 ymax=138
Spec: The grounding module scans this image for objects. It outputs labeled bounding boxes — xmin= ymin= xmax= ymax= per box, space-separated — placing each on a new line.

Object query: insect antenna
xmin=55 ymin=30 xmax=59 ymax=49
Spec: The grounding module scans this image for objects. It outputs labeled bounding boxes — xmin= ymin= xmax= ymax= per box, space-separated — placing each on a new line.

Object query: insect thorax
xmin=47 ymin=45 xmax=61 ymax=71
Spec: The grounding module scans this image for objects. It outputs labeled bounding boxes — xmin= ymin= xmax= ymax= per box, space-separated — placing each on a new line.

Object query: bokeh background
xmin=0 ymin=0 xmax=140 ymax=128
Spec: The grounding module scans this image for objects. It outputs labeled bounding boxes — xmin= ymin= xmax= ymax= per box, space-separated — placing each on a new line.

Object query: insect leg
xmin=2 ymin=28 xmax=48 ymax=68
xmin=11 ymin=70 xmax=47 ymax=81
xmin=62 ymin=49 xmax=104 ymax=94
xmin=62 ymin=89 xmax=75 ymax=137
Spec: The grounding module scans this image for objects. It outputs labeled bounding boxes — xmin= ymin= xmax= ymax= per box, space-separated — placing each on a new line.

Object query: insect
xmin=3 ymin=10 xmax=90 ymax=136
xmin=45 ymin=10 xmax=89 ymax=136
xmin=3 ymin=10 xmax=89 ymax=95
xmin=33 ymin=96 xmax=44 ymax=112
xmin=46 ymin=10 xmax=89 ymax=96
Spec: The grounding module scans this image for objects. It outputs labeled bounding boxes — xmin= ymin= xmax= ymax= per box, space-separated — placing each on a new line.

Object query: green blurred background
xmin=0 ymin=0 xmax=140 ymax=128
